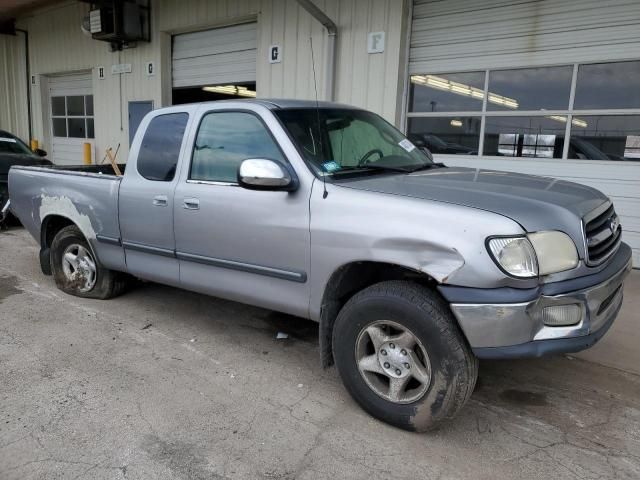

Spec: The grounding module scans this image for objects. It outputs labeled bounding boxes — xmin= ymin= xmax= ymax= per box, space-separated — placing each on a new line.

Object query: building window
xmin=568 ymin=115 xmax=640 ymax=160
xmin=407 ymin=60 xmax=640 ymax=161
xmin=409 ymin=72 xmax=485 ymax=112
xmin=486 ymin=66 xmax=573 ymax=112
xmin=573 ymin=61 xmax=640 ymax=110
xmin=51 ymin=95 xmax=95 ymax=139
xmin=484 ymin=117 xmax=566 ymax=159
xmin=407 ymin=117 xmax=480 ymax=154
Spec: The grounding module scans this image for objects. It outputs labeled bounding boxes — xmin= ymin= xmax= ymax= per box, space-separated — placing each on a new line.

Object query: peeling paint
xmin=39 ymin=194 xmax=97 ymax=240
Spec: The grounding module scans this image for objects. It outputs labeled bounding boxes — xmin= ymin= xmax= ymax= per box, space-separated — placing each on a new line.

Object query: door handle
xmin=183 ymin=198 xmax=200 ymax=210
xmin=152 ymin=195 xmax=168 ymax=207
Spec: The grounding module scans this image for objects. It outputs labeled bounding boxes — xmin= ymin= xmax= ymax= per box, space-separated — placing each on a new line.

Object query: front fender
xmin=308 ymin=182 xmax=529 ymax=321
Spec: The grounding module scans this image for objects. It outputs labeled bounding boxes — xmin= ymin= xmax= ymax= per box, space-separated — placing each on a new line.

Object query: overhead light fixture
xmin=450 ymin=119 xmax=463 ymax=127
xmin=571 ymin=118 xmax=588 ymax=128
xmin=201 ymin=85 xmax=256 ymax=97
xmin=547 ymin=115 xmax=588 ymax=128
xmin=411 ymin=74 xmax=519 ymax=110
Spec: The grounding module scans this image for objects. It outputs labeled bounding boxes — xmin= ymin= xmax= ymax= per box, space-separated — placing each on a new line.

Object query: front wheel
xmin=50 ymin=225 xmax=127 ymax=299
xmin=332 ymin=280 xmax=478 ymax=432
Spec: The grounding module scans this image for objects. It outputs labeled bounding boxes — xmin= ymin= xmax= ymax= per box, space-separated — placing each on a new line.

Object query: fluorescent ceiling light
xmin=411 ymin=74 xmax=519 ymax=110
xmin=547 ymin=115 xmax=588 ymax=128
xmin=202 ymin=85 xmax=256 ymax=97
xmin=450 ymin=119 xmax=463 ymax=127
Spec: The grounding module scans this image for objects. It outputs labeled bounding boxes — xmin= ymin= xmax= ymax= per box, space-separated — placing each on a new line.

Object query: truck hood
xmin=338 ymin=167 xmax=608 ymax=253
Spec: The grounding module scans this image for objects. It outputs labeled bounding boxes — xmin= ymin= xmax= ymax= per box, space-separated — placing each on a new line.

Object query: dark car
xmin=0 ymin=130 xmax=52 ymax=223
xmin=408 ymin=133 xmax=477 ymax=155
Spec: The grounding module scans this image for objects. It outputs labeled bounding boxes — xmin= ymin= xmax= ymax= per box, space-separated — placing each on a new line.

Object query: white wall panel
xmin=257 ymin=0 xmax=408 ymax=124
xmin=0 ymin=33 xmax=29 ymax=141
xmin=19 ymin=1 xmax=163 ymax=165
xmin=14 ymin=0 xmax=407 ymax=164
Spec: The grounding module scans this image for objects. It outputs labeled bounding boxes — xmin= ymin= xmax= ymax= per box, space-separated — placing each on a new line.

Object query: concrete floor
xmin=1 ymin=228 xmax=639 ymax=480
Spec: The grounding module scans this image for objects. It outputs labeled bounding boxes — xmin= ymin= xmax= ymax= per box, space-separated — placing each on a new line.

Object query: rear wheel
xmin=50 ymin=225 xmax=127 ymax=299
xmin=332 ymin=280 xmax=478 ymax=432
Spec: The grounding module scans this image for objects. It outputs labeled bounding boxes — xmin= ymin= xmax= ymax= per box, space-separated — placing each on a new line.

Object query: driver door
xmin=173 ymin=107 xmax=311 ymax=317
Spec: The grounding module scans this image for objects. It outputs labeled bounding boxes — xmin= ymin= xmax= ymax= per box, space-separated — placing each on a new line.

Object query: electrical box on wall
xmin=80 ymin=0 xmax=150 ymax=50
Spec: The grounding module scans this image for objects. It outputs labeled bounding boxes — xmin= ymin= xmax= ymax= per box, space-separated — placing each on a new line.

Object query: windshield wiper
xmin=406 ymin=162 xmax=446 ymax=173
xmin=331 ymin=164 xmax=413 ymax=175
xmin=329 ymin=162 xmax=446 ymax=176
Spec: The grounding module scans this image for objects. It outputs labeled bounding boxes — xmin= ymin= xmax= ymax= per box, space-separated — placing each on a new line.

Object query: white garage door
xmin=48 ymin=73 xmax=94 ymax=165
xmin=172 ymin=22 xmax=257 ymax=88
xmin=407 ymin=0 xmax=640 ymax=266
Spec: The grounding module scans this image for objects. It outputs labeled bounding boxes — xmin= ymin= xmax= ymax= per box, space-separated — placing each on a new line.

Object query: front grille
xmin=584 ymin=203 xmax=622 ymax=265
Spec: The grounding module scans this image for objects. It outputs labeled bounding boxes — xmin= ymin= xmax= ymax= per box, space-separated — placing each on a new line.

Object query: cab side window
xmin=137 ymin=113 xmax=189 ymax=181
xmin=190 ymin=111 xmax=284 ymax=183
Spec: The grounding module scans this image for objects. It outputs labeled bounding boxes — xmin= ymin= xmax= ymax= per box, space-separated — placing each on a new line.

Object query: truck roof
xmin=168 ymin=98 xmax=361 ymax=111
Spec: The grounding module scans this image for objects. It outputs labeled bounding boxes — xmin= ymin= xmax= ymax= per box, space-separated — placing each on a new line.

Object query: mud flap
xmin=39 ymin=247 xmax=52 ymax=276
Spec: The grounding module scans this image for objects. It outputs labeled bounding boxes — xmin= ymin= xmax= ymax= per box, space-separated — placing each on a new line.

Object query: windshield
xmin=275 ymin=108 xmax=432 ymax=175
xmin=0 ymin=134 xmax=33 ymax=155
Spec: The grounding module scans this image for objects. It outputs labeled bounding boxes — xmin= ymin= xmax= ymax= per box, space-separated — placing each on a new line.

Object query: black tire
xmin=332 ymin=280 xmax=478 ymax=432
xmin=50 ymin=225 xmax=127 ymax=299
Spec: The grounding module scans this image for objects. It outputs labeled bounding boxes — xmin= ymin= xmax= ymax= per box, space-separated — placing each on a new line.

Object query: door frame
xmin=44 ymin=70 xmax=94 ymax=164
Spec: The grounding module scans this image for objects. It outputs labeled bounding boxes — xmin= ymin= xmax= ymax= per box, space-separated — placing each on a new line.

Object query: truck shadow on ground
xmin=131 ymin=278 xmax=639 ymax=431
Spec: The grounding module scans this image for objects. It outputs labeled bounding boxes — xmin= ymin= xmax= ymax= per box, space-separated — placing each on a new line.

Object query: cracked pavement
xmin=1 ymin=228 xmax=639 ymax=479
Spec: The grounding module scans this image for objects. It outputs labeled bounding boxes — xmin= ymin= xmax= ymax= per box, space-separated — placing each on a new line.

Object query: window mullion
xmin=478 ymin=70 xmax=490 ymax=156
xmin=562 ymin=64 xmax=579 ymax=160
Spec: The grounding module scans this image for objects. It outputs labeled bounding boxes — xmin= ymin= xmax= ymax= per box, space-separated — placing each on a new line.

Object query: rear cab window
xmin=137 ymin=113 xmax=189 ymax=181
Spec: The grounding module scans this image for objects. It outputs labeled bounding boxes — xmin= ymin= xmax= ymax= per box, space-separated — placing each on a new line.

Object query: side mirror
xmin=238 ymin=159 xmax=298 ymax=192
xmin=419 ymin=146 xmax=433 ymax=161
xmin=34 ymin=148 xmax=47 ymax=157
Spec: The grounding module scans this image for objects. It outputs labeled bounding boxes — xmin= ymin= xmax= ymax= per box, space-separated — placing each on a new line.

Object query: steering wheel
xmin=357 ymin=149 xmax=384 ymax=166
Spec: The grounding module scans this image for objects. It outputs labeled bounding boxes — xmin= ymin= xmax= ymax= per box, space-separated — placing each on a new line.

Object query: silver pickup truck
xmin=8 ymin=99 xmax=632 ymax=432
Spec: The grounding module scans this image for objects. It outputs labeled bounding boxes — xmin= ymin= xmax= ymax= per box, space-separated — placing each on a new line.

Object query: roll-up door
xmin=407 ymin=0 xmax=640 ymax=266
xmin=172 ymin=22 xmax=257 ymax=88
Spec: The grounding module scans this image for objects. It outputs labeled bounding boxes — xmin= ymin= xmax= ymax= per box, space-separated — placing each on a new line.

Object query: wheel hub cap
xmin=355 ymin=320 xmax=432 ymax=404
xmin=378 ymin=342 xmax=411 ymax=378
xmin=61 ymin=244 xmax=97 ymax=293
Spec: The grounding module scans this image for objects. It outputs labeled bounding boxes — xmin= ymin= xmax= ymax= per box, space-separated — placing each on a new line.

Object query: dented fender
xmin=308 ymin=181 xmax=531 ymax=321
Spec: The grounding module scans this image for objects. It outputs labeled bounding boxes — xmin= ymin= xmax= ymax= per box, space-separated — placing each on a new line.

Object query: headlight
xmin=487 ymin=231 xmax=579 ymax=278
xmin=528 ymin=231 xmax=578 ymax=275
xmin=487 ymin=237 xmax=538 ymax=278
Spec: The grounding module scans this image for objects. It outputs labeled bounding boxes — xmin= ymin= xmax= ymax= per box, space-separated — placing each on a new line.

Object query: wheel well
xmin=39 ymin=215 xmax=76 ymax=275
xmin=319 ymin=261 xmax=438 ymax=368
xmin=41 ymin=215 xmax=76 ymax=249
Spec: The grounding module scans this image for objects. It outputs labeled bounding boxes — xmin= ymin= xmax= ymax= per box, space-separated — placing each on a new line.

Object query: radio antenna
xmin=310 ymin=36 xmax=328 ymax=199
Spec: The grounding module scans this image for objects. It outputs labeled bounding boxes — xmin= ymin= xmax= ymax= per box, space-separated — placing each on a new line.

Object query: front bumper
xmin=441 ymin=243 xmax=633 ymax=359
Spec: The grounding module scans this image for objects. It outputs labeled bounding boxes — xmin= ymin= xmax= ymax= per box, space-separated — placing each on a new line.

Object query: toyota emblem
xmin=609 ymin=216 xmax=620 ymax=233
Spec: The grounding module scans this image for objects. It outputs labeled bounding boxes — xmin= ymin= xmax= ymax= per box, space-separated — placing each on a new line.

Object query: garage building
xmin=0 ymin=0 xmax=638 ymax=265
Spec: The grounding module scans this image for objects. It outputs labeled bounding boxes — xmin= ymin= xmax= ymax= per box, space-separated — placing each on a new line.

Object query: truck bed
xmin=44 ymin=163 xmax=127 ymax=175
xmin=8 ymin=164 xmax=126 ymax=271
